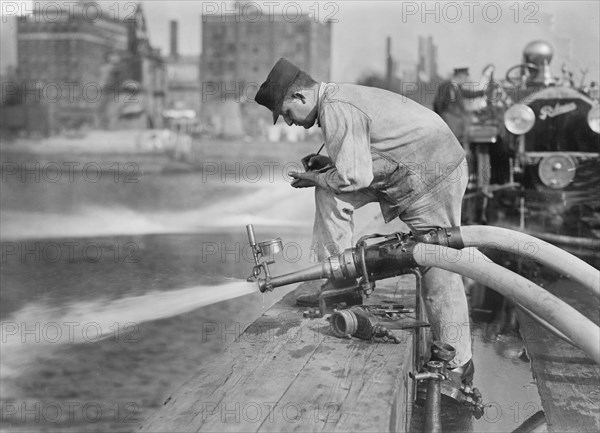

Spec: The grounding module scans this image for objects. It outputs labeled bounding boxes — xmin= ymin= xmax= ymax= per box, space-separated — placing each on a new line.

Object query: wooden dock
xmin=517 ymin=277 xmax=600 ymax=433
xmin=138 ymin=277 xmax=421 ymax=433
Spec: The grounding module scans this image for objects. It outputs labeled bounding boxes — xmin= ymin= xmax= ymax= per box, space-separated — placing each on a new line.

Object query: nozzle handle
xmin=246 ymin=224 xmax=257 ymax=247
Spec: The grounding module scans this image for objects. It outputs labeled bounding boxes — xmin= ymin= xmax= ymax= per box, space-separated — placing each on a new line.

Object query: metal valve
xmin=246 ymin=224 xmax=283 ymax=291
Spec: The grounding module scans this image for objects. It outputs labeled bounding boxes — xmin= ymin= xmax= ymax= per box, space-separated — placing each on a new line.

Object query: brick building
xmin=9 ymin=1 xmax=166 ymax=135
xmin=200 ymin=12 xmax=332 ymax=137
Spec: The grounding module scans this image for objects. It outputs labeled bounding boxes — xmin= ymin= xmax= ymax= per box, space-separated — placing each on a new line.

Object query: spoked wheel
xmin=505 ymin=63 xmax=539 ymax=86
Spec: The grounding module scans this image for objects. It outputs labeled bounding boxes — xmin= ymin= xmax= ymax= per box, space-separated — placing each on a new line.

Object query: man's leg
xmin=311 ymin=186 xmax=379 ymax=262
xmin=296 ymin=187 xmax=379 ymax=306
xmin=399 ymin=158 xmax=472 ymax=369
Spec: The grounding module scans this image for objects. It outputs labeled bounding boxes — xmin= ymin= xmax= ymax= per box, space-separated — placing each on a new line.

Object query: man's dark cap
xmin=453 ymin=67 xmax=469 ymax=75
xmin=255 ymin=58 xmax=301 ymax=124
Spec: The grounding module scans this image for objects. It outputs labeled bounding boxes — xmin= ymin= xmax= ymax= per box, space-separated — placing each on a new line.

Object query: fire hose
xmin=416 ymin=246 xmax=599 ymax=363
xmin=426 ymin=225 xmax=599 ymax=300
xmin=247 ymin=225 xmax=600 ymax=364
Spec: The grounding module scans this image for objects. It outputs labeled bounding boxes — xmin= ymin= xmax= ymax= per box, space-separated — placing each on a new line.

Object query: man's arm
xmin=314 ymin=102 xmax=374 ymax=193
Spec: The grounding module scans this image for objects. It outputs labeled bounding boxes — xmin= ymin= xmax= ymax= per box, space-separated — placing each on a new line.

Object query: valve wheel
xmin=505 ymin=63 xmax=539 ymax=86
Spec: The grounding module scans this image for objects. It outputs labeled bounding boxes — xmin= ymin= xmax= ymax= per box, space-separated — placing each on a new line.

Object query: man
xmin=254 ymin=58 xmax=473 ymax=382
xmin=433 ymin=66 xmax=494 ymax=143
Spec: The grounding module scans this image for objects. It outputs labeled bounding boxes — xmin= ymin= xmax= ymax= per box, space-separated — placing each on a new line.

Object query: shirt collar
xmin=317 ymin=82 xmax=329 ymax=127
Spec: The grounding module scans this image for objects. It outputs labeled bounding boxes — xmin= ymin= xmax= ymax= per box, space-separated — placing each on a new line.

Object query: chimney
xmin=170 ymin=20 xmax=178 ymax=58
xmin=386 ymin=36 xmax=393 ymax=90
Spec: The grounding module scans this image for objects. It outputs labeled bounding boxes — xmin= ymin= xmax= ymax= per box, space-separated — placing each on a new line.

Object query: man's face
xmin=281 ymin=94 xmax=316 ymax=129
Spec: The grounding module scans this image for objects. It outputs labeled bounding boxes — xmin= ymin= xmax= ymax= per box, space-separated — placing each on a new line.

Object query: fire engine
xmin=462 ymin=40 xmax=600 ymax=267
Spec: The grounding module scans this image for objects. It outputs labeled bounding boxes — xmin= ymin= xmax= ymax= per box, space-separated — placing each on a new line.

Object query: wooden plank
xmin=138 ymin=278 xmax=418 ymax=433
xmin=139 ymin=284 xmax=323 ymax=433
xmin=517 ymin=277 xmax=600 ymax=433
xmin=259 ymin=282 xmax=415 ymax=433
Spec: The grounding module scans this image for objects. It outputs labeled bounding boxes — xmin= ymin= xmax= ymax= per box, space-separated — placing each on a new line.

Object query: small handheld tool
xmin=301 ymin=143 xmax=332 ymax=172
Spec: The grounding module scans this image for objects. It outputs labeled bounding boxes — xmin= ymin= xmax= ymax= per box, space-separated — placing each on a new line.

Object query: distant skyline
xmin=1 ymin=1 xmax=598 ymax=84
xmin=140 ymin=0 xmax=599 ymax=83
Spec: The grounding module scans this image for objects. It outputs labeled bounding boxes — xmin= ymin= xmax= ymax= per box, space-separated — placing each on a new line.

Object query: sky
xmin=1 ymin=1 xmax=599 ymax=83
xmin=139 ymin=0 xmax=600 ymax=83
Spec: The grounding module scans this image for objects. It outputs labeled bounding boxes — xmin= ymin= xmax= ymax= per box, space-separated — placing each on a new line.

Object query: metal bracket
xmin=357 ymin=241 xmax=376 ymax=295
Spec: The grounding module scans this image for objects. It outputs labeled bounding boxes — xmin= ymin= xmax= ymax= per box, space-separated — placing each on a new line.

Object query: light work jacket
xmin=314 ymin=83 xmax=465 ymax=222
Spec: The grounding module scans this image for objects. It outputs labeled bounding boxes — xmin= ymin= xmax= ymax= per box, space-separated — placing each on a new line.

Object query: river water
xmin=0 ymin=144 xmax=543 ymax=432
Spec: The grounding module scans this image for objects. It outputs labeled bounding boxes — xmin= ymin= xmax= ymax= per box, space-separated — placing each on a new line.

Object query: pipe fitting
xmin=360 ymin=239 xmax=419 ymax=275
xmin=409 ymin=371 xmax=446 ymax=381
xmin=412 ymin=227 xmax=465 ymax=249
xmin=330 ymin=309 xmax=359 ymax=338
xmin=430 ymin=341 xmax=456 ymax=366
xmin=410 ymin=360 xmax=446 ymax=381
xmin=411 ymin=360 xmax=445 ymax=433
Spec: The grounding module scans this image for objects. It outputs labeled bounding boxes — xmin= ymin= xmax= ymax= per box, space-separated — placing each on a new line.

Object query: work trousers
xmin=311 ymin=158 xmax=472 ymax=368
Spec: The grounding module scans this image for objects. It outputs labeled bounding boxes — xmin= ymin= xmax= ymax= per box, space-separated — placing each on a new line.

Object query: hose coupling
xmin=411 ymin=226 xmax=465 ymax=249
xmin=329 ymin=306 xmax=401 ymax=343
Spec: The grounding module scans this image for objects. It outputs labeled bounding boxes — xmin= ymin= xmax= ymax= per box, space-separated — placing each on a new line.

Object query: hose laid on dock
xmin=499 ymin=224 xmax=600 ymax=249
xmin=413 ymin=246 xmax=600 ymax=364
xmin=518 ymin=306 xmax=575 ymax=347
xmin=458 ymin=226 xmax=600 ymax=301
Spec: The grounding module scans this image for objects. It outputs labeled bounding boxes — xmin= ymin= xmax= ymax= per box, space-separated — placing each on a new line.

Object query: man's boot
xmin=449 ymin=358 xmax=475 ymax=386
xmin=296 ymin=279 xmax=362 ymax=307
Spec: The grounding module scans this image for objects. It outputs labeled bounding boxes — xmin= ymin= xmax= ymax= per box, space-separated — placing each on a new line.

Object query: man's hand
xmin=289 ymin=171 xmax=319 ymax=188
xmin=301 ymin=154 xmax=333 ymax=171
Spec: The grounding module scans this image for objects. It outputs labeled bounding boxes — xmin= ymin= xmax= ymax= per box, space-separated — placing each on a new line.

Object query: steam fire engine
xmin=461 ymin=41 xmax=600 ymax=268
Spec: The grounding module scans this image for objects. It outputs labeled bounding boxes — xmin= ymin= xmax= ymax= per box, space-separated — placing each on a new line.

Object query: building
xmin=0 ymin=16 xmax=19 ymax=113
xmin=200 ymin=12 xmax=332 ymax=137
xmin=0 ymin=16 xmax=18 ymax=77
xmin=9 ymin=1 xmax=166 ymax=135
xmin=166 ymin=54 xmax=200 ymax=112
xmin=417 ymin=35 xmax=438 ymax=83
xmin=14 ymin=3 xmax=128 ymax=132
xmin=120 ymin=4 xmax=168 ymax=129
xmin=164 ymin=20 xmax=201 ymax=131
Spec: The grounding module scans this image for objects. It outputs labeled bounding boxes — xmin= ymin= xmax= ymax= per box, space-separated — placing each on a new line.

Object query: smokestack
xmin=170 ymin=20 xmax=178 ymax=58
xmin=386 ymin=36 xmax=393 ymax=90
